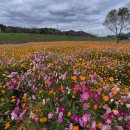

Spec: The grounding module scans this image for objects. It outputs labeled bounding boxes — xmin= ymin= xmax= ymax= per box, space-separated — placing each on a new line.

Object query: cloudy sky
xmin=0 ymin=0 xmax=130 ymax=36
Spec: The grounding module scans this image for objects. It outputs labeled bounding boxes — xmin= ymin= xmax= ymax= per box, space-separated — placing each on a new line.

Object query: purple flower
xmin=72 ymin=114 xmax=79 ymax=123
xmin=58 ymin=112 xmax=63 ymax=123
xmin=83 ymin=103 xmax=88 ymax=110
xmin=48 ymin=113 xmax=53 ymax=119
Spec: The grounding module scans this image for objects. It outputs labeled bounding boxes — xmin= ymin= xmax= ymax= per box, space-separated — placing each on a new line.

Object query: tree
xmin=103 ymin=7 xmax=130 ymax=43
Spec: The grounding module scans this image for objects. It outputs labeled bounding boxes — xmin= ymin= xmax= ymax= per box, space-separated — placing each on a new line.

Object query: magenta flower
xmin=48 ymin=113 xmax=53 ymax=119
xmin=126 ymin=121 xmax=130 ymax=129
xmin=83 ymin=103 xmax=88 ymax=110
xmin=36 ymin=128 xmax=41 ymax=130
xmin=58 ymin=112 xmax=63 ymax=123
xmin=93 ymin=92 xmax=99 ymax=99
xmin=72 ymin=114 xmax=79 ymax=123
xmin=6 ymin=81 xmax=15 ymax=90
xmin=60 ymin=106 xmax=65 ymax=112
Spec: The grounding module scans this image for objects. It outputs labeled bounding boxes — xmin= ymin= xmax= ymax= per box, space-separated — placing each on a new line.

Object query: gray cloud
xmin=0 ymin=0 xmax=130 ymax=35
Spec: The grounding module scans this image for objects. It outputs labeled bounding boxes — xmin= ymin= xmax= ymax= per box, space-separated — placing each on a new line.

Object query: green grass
xmin=0 ymin=33 xmax=117 ymax=44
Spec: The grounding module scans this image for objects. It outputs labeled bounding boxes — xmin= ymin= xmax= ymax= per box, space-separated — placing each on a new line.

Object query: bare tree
xmin=103 ymin=7 xmax=130 ymax=43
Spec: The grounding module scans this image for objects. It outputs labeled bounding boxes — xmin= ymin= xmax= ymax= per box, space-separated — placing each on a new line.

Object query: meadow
xmin=0 ymin=42 xmax=130 ymax=130
xmin=0 ymin=33 xmax=116 ymax=44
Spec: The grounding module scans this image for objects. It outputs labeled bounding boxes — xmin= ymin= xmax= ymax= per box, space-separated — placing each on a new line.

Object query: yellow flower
xmin=39 ymin=118 xmax=47 ymax=123
xmin=1 ymin=90 xmax=6 ymax=94
xmin=72 ymin=95 xmax=75 ymax=99
xmin=79 ymin=76 xmax=85 ymax=81
xmin=11 ymin=98 xmax=16 ymax=103
xmin=71 ymin=76 xmax=77 ymax=81
xmin=22 ymin=94 xmax=27 ymax=101
xmin=4 ymin=122 xmax=10 ymax=129
xmin=103 ymin=95 xmax=109 ymax=102
xmin=39 ymin=90 xmax=43 ymax=94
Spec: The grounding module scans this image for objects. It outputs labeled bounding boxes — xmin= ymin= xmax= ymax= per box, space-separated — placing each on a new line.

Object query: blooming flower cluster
xmin=0 ymin=42 xmax=130 ymax=130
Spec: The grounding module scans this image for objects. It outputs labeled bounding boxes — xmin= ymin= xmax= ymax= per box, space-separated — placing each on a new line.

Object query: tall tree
xmin=103 ymin=7 xmax=130 ymax=43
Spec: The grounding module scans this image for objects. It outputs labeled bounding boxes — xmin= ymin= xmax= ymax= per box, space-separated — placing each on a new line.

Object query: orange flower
xmin=109 ymin=77 xmax=114 ymax=82
xmin=103 ymin=95 xmax=109 ymax=102
xmin=93 ymin=105 xmax=98 ymax=110
xmin=112 ymin=89 xmax=117 ymax=95
xmin=79 ymin=76 xmax=86 ymax=81
xmin=97 ymin=122 xmax=103 ymax=129
xmin=49 ymin=90 xmax=54 ymax=95
xmin=71 ymin=76 xmax=77 ymax=81
xmin=4 ymin=122 xmax=10 ymax=129
xmin=39 ymin=118 xmax=47 ymax=123
xmin=124 ymin=88 xmax=128 ymax=92
xmin=98 ymin=88 xmax=103 ymax=92
xmin=72 ymin=126 xmax=79 ymax=130
xmin=67 ymin=112 xmax=71 ymax=117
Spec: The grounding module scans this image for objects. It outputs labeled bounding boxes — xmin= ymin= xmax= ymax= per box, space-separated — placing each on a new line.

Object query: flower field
xmin=0 ymin=42 xmax=130 ymax=130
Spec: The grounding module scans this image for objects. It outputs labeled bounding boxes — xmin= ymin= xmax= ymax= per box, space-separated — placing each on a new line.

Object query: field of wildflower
xmin=0 ymin=41 xmax=130 ymax=130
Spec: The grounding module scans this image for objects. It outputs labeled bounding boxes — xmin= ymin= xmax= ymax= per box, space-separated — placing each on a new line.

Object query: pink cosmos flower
xmin=61 ymin=73 xmax=66 ymax=80
xmin=48 ymin=113 xmax=53 ymax=119
xmin=106 ymin=119 xmax=112 ymax=125
xmin=116 ymin=126 xmax=124 ymax=130
xmin=83 ymin=103 xmax=88 ymax=110
xmin=79 ymin=114 xmax=91 ymax=128
xmin=18 ymin=109 xmax=26 ymax=121
xmin=91 ymin=121 xmax=96 ymax=130
xmin=58 ymin=112 xmax=63 ymax=123
xmin=80 ymin=92 xmax=90 ymax=102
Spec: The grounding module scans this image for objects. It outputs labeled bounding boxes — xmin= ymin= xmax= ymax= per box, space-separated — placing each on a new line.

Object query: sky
xmin=0 ymin=0 xmax=130 ymax=36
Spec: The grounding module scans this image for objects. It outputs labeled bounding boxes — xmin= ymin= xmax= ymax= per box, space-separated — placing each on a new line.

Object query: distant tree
xmin=103 ymin=7 xmax=130 ymax=43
